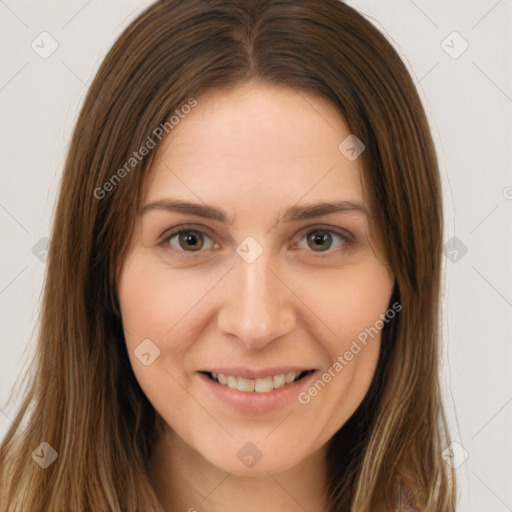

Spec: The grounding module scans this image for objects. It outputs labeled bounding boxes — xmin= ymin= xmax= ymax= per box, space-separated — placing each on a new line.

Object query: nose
xmin=216 ymin=246 xmax=296 ymax=349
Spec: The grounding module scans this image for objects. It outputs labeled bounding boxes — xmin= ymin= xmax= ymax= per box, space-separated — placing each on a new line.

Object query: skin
xmin=117 ymin=80 xmax=395 ymax=512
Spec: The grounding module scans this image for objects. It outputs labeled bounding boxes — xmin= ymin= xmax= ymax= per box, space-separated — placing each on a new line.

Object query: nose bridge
xmin=217 ymin=243 xmax=295 ymax=348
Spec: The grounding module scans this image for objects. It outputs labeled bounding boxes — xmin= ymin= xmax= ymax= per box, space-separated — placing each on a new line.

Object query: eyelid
xmin=158 ymin=223 xmax=355 ymax=258
xmin=295 ymin=224 xmax=354 ymax=243
xmin=160 ymin=223 xmax=215 ymax=241
xmin=159 ymin=224 xmax=216 ymax=258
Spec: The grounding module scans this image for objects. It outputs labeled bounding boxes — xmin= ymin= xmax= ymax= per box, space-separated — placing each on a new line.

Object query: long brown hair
xmin=0 ymin=0 xmax=456 ymax=510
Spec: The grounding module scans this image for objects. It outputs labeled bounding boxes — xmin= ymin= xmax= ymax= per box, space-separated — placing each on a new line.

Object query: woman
xmin=0 ymin=0 xmax=456 ymax=510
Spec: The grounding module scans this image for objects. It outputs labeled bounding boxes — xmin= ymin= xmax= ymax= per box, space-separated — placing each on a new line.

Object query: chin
xmin=218 ymin=458 xmax=298 ymax=478
xmin=201 ymin=442 xmax=309 ymax=477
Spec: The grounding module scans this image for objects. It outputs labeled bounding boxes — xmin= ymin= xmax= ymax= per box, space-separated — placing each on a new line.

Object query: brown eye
xmin=295 ymin=227 xmax=354 ymax=257
xmin=160 ymin=226 xmax=215 ymax=258
xmin=177 ymin=230 xmax=204 ymax=251
xmin=307 ymin=230 xmax=333 ymax=251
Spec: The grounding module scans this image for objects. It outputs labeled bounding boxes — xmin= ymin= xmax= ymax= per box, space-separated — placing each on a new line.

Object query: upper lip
xmin=199 ymin=366 xmax=315 ymax=379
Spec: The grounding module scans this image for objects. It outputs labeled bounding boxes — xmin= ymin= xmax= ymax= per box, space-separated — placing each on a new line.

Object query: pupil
xmin=181 ymin=231 xmax=202 ymax=251
xmin=310 ymin=231 xmax=331 ymax=251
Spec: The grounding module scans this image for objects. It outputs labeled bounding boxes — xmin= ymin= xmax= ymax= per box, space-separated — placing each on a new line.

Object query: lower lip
xmin=197 ymin=371 xmax=317 ymax=414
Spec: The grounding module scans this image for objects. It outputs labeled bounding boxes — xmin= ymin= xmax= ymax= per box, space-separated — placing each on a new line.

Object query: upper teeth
xmin=211 ymin=371 xmax=304 ymax=393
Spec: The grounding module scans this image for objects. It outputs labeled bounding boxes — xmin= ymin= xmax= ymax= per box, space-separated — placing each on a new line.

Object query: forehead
xmin=143 ymin=82 xmax=366 ymax=224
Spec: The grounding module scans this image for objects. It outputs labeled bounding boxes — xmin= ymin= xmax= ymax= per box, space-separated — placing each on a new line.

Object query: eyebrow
xmin=139 ymin=198 xmax=368 ymax=225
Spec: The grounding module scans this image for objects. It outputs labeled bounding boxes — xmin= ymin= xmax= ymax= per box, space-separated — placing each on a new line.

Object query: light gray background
xmin=0 ymin=1 xmax=511 ymax=510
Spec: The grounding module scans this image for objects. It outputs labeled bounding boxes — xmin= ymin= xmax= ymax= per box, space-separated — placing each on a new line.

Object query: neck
xmin=147 ymin=424 xmax=330 ymax=512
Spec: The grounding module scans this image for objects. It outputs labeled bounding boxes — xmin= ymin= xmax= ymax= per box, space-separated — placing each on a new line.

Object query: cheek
xmin=119 ymin=240 xmax=395 ymax=348
xmin=296 ymin=258 xmax=394 ymax=353
xmin=118 ymin=256 xmax=212 ymax=345
xmin=118 ymin=270 xmax=166 ymax=342
xmin=118 ymin=259 xmax=191 ymax=401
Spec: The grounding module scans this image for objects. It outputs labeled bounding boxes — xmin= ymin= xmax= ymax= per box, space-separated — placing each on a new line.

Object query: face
xmin=117 ymin=81 xmax=395 ymax=477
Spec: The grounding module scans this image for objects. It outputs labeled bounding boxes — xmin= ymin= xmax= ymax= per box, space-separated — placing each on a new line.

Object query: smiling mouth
xmin=202 ymin=370 xmax=315 ymax=393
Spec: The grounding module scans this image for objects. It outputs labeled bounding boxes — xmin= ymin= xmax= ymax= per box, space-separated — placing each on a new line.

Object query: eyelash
xmin=158 ymin=224 xmax=354 ymax=260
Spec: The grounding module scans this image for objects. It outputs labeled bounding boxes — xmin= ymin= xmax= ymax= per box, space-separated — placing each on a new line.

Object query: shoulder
xmin=395 ymin=482 xmax=421 ymax=512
